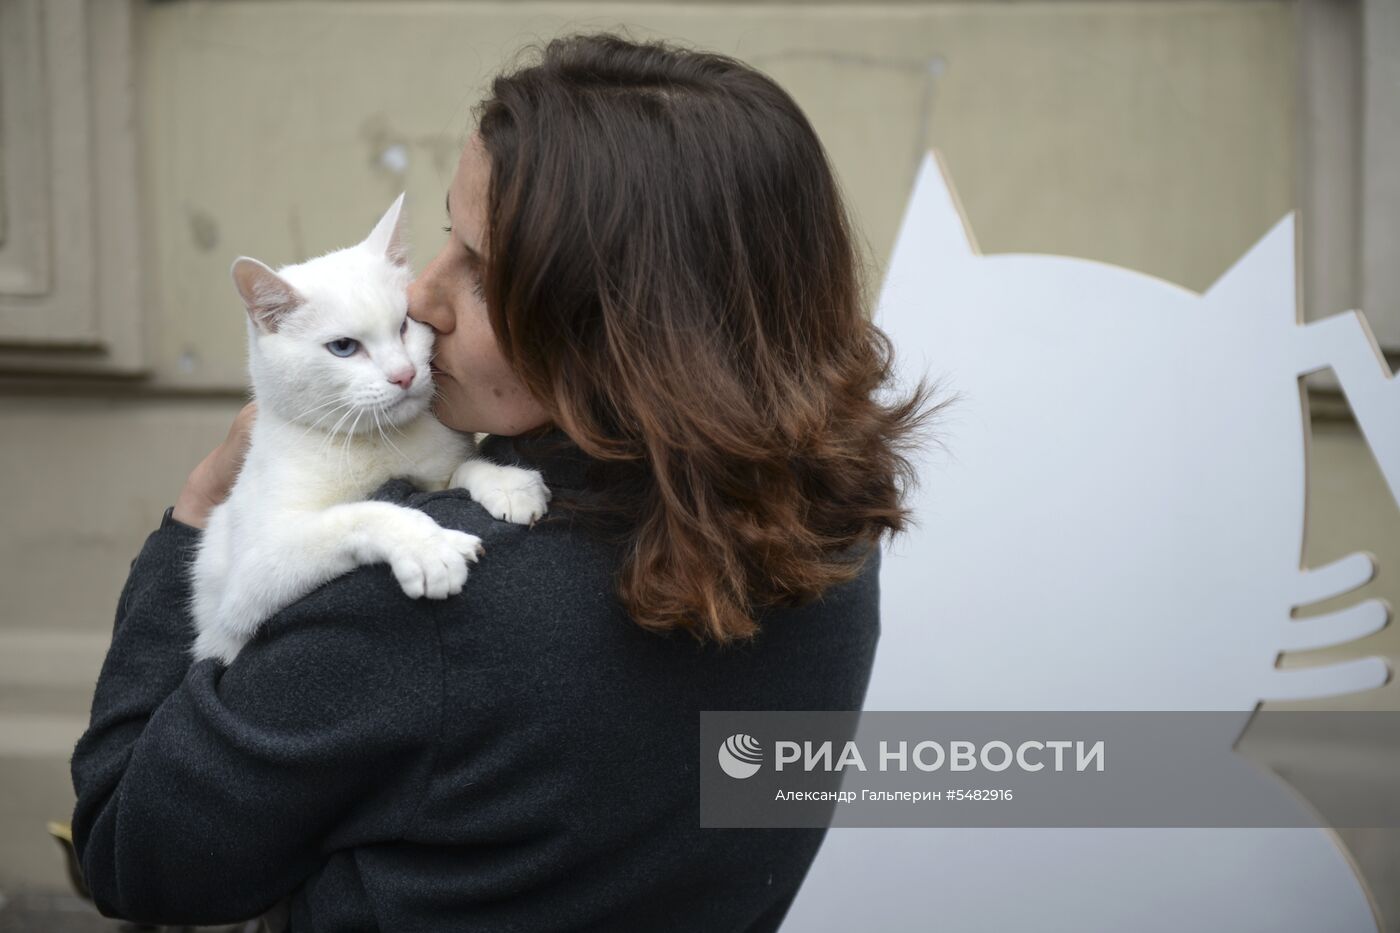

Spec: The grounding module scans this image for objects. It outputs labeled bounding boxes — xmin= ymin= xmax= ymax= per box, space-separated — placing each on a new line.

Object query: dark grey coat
xmin=71 ymin=430 xmax=880 ymax=931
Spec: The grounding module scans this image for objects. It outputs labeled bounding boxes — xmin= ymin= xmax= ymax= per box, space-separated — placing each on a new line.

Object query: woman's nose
xmin=407 ymin=246 xmax=454 ymax=334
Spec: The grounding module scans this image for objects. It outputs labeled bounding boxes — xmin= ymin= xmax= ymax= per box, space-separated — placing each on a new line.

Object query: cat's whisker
xmin=371 ymin=406 xmax=413 ymax=465
xmin=333 ymin=412 xmax=353 ymax=474
xmin=318 ymin=404 xmax=361 ymax=461
xmin=321 ymin=404 xmax=357 ymax=448
xmin=339 ymin=409 xmax=365 ymax=476
xmin=303 ymin=410 xmax=353 ymax=452
xmin=299 ymin=402 xmax=354 ymax=444
xmin=294 ymin=395 xmax=356 ymax=442
xmin=384 ymin=407 xmax=411 ymax=439
xmin=281 ymin=390 xmax=347 ymax=418
xmin=325 ymin=400 xmax=358 ymax=434
xmin=308 ymin=394 xmax=355 ymax=421
xmin=340 ymin=408 xmax=361 ymax=458
xmin=256 ymin=395 xmax=349 ymax=446
xmin=292 ymin=394 xmax=352 ymax=422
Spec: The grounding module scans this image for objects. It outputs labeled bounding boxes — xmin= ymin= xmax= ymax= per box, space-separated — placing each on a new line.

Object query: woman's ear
xmin=364 ymin=192 xmax=410 ymax=267
xmin=231 ymin=257 xmax=303 ymax=334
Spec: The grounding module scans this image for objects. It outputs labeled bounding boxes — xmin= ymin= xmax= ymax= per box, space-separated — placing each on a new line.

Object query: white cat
xmin=188 ymin=194 xmax=550 ymax=665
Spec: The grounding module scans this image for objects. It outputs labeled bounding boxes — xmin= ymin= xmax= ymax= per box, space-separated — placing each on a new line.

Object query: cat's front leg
xmin=449 ymin=458 xmax=551 ymax=525
xmin=192 ymin=501 xmax=483 ymax=665
xmin=357 ymin=503 xmax=486 ymax=599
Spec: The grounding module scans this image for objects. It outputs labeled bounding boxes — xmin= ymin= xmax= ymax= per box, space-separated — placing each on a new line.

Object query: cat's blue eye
xmin=399 ymin=317 xmax=409 ymax=338
xmin=326 ymin=338 xmax=359 ymax=358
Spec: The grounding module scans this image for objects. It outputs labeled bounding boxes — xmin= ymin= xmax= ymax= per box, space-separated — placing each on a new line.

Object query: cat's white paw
xmin=473 ymin=471 xmax=551 ymax=525
xmin=450 ymin=460 xmax=552 ymax=525
xmin=380 ymin=513 xmax=484 ymax=600
xmin=191 ymin=627 xmax=247 ymax=667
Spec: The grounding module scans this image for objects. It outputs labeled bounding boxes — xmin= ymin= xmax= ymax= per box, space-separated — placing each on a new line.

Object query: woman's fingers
xmin=223 ymin=401 xmax=258 ymax=468
xmin=172 ymin=402 xmax=258 ymax=529
xmin=206 ymin=402 xmax=257 ymax=494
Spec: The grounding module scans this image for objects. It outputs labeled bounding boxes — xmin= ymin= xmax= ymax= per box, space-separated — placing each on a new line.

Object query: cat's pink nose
xmin=387 ymin=366 xmax=416 ymax=390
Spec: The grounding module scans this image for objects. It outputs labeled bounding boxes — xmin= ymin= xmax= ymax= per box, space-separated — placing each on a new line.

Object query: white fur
xmin=189 ymin=194 xmax=550 ymax=665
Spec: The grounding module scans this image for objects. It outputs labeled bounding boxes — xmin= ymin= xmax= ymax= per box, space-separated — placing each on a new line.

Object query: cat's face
xmin=231 ymin=195 xmax=438 ymax=435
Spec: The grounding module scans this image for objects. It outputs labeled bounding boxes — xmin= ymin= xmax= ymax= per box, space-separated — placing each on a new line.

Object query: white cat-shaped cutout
xmin=782 ymin=153 xmax=1397 ymax=932
xmin=189 ymin=194 xmax=550 ymax=665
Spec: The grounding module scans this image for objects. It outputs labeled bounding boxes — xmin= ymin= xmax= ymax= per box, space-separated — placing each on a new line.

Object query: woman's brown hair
xmin=475 ymin=32 xmax=946 ymax=645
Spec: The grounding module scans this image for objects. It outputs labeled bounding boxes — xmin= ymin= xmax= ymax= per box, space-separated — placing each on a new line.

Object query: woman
xmin=71 ymin=33 xmax=935 ymax=932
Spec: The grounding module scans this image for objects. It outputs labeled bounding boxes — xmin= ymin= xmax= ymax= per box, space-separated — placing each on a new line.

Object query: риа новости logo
xmin=719 ymin=733 xmax=763 ymax=779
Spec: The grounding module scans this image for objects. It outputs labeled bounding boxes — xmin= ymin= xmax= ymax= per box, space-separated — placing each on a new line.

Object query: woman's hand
xmin=172 ymin=402 xmax=257 ymax=530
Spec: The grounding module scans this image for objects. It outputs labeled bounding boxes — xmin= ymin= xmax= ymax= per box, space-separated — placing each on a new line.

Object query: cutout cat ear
xmin=364 ymin=192 xmax=409 ymax=267
xmin=1204 ymin=212 xmax=1297 ymax=325
xmin=903 ymin=150 xmax=980 ymax=263
xmin=231 ymin=257 xmax=304 ymax=334
xmin=877 ymin=150 xmax=978 ymax=319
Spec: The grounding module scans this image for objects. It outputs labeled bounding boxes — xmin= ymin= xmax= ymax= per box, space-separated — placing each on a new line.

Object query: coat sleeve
xmin=70 ymin=507 xmax=443 ymax=925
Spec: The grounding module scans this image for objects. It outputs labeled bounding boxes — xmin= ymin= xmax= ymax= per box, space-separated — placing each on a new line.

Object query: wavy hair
xmin=475 ymin=32 xmax=948 ymax=644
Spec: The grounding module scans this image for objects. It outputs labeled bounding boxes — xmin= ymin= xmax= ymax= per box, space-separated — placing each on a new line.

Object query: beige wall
xmin=2 ymin=0 xmax=1397 ymax=915
xmin=135 ymin=0 xmax=1297 ymax=389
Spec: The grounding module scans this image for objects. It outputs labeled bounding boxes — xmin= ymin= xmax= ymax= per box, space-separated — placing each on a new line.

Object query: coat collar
xmin=478 ymin=427 xmax=595 ymax=492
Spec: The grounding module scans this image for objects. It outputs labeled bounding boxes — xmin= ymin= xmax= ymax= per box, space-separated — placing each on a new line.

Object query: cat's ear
xmin=231 ymin=257 xmax=304 ymax=334
xmin=364 ymin=192 xmax=409 ymax=267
